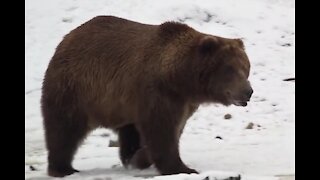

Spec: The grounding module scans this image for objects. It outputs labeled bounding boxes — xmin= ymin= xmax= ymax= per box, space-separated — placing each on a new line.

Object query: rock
xmin=109 ymin=140 xmax=119 ymax=147
xmin=281 ymin=43 xmax=291 ymax=47
xmin=224 ymin=114 xmax=232 ymax=119
xmin=62 ymin=17 xmax=73 ymax=23
xmin=202 ymin=174 xmax=241 ymax=180
xmin=29 ymin=165 xmax=36 ymax=171
xmin=246 ymin=122 xmax=254 ymax=129
xmin=225 ymin=175 xmax=241 ymax=180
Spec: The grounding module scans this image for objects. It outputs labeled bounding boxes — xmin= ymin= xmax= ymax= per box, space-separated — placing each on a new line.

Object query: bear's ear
xmin=234 ymin=38 xmax=245 ymax=50
xmin=198 ymin=36 xmax=219 ymax=55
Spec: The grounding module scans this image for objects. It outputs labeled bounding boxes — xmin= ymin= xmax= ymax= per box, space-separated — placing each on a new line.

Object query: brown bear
xmin=41 ymin=15 xmax=253 ymax=177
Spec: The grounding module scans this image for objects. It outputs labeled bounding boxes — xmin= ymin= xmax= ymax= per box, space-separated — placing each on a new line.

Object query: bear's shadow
xmin=26 ymin=167 xmax=159 ymax=180
xmin=77 ymin=166 xmax=159 ymax=178
xmin=27 ymin=168 xmax=241 ymax=180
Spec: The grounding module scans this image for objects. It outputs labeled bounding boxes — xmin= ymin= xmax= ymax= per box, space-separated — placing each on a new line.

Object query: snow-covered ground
xmin=25 ymin=0 xmax=295 ymax=179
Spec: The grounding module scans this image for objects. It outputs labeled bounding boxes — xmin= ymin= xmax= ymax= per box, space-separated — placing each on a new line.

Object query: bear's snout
xmin=244 ymin=87 xmax=253 ymax=101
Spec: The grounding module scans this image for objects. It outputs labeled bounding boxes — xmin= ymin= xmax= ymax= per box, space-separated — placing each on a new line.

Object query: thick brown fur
xmin=41 ymin=16 xmax=253 ymax=177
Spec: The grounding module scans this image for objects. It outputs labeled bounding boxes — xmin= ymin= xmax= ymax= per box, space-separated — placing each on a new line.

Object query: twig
xmin=25 ymin=88 xmax=41 ymax=95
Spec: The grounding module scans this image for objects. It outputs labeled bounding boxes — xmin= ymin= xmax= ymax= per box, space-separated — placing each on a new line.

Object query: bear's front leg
xmin=136 ymin=100 xmax=198 ymax=175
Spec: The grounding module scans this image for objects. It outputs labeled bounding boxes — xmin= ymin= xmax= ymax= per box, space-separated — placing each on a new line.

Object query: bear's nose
xmin=246 ymin=88 xmax=253 ymax=100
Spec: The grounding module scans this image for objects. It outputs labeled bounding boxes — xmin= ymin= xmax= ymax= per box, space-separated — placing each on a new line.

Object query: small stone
xmin=29 ymin=165 xmax=36 ymax=171
xmin=203 ymin=176 xmax=209 ymax=180
xmin=109 ymin=140 xmax=119 ymax=147
xmin=224 ymin=114 xmax=232 ymax=119
xmin=281 ymin=43 xmax=291 ymax=47
xmin=215 ymin=136 xmax=223 ymax=140
xmin=62 ymin=17 xmax=73 ymax=23
xmin=259 ymin=98 xmax=266 ymax=102
xmin=225 ymin=175 xmax=241 ymax=180
xmin=246 ymin=122 xmax=254 ymax=129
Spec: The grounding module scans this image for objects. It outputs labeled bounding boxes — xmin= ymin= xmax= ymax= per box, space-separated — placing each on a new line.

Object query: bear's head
xmin=192 ymin=36 xmax=253 ymax=107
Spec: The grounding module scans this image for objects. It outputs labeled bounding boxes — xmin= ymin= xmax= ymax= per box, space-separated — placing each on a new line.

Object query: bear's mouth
xmin=232 ymin=100 xmax=249 ymax=106
xmin=232 ymin=100 xmax=248 ymax=107
xmin=225 ymin=91 xmax=251 ymax=107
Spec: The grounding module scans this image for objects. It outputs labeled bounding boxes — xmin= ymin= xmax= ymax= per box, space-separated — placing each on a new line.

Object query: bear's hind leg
xmin=43 ymin=107 xmax=90 ymax=177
